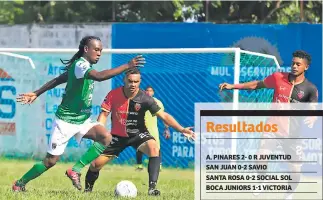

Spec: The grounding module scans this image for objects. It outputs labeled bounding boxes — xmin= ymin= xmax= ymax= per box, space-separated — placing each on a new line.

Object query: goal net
xmin=0 ymin=52 xmax=40 ymax=158
xmin=0 ymin=48 xmax=280 ymax=168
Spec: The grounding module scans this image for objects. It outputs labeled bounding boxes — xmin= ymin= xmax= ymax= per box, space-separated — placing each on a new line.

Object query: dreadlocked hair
xmin=60 ymin=36 xmax=101 ymax=70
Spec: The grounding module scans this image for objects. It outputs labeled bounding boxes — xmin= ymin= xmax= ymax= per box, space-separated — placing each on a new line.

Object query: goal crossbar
xmin=0 ymin=47 xmax=280 ymax=68
xmin=0 ymin=52 xmax=36 ymax=69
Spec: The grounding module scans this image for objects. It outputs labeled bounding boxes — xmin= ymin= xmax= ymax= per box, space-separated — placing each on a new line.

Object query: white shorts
xmin=47 ymin=117 xmax=100 ymax=155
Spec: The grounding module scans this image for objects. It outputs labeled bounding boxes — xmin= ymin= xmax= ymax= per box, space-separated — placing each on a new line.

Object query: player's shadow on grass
xmin=46 ymin=190 xmax=72 ymax=196
xmin=47 ymin=190 xmax=115 ymax=195
xmin=83 ymin=191 xmax=116 ymax=196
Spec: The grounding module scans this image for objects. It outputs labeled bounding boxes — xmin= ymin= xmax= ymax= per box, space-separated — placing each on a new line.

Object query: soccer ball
xmin=114 ymin=180 xmax=137 ymax=198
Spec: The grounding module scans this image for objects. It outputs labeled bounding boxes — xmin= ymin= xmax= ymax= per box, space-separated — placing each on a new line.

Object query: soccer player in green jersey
xmin=12 ymin=36 xmax=145 ymax=191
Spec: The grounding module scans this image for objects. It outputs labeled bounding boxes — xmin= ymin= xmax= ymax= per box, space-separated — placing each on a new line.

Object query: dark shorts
xmin=102 ymin=132 xmax=155 ymax=157
xmin=260 ymin=132 xmax=303 ymax=162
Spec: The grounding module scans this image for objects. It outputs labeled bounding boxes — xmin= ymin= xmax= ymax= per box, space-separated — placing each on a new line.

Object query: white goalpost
xmin=0 ymin=52 xmax=36 ymax=69
xmin=0 ymin=47 xmax=280 ymax=160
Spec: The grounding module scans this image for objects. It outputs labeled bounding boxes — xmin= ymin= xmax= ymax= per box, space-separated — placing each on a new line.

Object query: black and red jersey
xmin=264 ymin=72 xmax=318 ymax=103
xmin=263 ymin=72 xmax=318 ymax=136
xmin=101 ymin=87 xmax=161 ymax=137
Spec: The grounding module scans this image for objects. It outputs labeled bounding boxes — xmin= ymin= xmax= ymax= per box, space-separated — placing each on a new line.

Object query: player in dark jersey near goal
xmin=12 ymin=36 xmax=145 ymax=191
xmin=84 ymin=68 xmax=195 ymax=196
xmin=219 ymin=50 xmax=318 ymax=200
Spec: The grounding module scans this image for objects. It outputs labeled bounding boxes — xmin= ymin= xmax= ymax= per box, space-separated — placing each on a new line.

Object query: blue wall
xmin=110 ymin=23 xmax=322 ymax=169
xmin=112 ymin=23 xmax=322 ymax=101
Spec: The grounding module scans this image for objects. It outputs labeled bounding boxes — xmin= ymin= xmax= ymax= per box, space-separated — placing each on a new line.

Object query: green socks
xmin=15 ymin=142 xmax=106 ymax=186
xmin=72 ymin=142 xmax=106 ymax=173
xmin=17 ymin=162 xmax=48 ymax=186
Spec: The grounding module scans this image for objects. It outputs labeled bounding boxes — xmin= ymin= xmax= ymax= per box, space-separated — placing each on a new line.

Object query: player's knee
xmin=44 ymin=156 xmax=59 ymax=168
xmin=99 ymin=132 xmax=112 ymax=146
xmin=89 ymin=163 xmax=101 ymax=172
xmin=149 ymin=145 xmax=160 ymax=157
xmin=90 ymin=161 xmax=104 ymax=172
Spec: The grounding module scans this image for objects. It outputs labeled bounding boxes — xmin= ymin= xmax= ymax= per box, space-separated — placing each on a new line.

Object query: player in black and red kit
xmin=219 ymin=50 xmax=318 ymax=199
xmin=84 ymin=68 xmax=195 ymax=196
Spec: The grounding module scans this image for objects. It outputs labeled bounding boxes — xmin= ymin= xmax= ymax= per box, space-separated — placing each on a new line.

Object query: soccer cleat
xmin=148 ymin=188 xmax=161 ymax=196
xmin=65 ymin=168 xmax=82 ymax=191
xmin=84 ymin=187 xmax=93 ymax=193
xmin=84 ymin=183 xmax=93 ymax=193
xmin=12 ymin=181 xmax=26 ymax=192
xmin=148 ymin=181 xmax=160 ymax=196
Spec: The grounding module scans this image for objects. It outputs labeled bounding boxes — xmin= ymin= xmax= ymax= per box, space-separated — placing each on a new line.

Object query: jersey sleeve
xmin=263 ymin=72 xmax=279 ymax=88
xmin=74 ymin=60 xmax=93 ymax=79
xmin=101 ymin=92 xmax=112 ymax=112
xmin=156 ymin=99 xmax=164 ymax=111
xmin=309 ymin=86 xmax=319 ymax=102
xmin=147 ymin=97 xmax=161 ymax=115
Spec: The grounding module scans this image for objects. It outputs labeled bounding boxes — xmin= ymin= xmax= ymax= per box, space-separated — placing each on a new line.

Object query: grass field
xmin=2 ymin=158 xmax=322 ymax=200
xmin=0 ymin=158 xmax=194 ymax=200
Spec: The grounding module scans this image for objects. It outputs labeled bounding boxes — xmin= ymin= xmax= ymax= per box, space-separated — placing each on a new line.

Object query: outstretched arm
xmin=219 ymin=80 xmax=267 ymax=91
xmin=219 ymin=72 xmax=279 ymax=91
xmin=87 ymin=55 xmax=145 ymax=82
xmin=16 ymin=72 xmax=68 ymax=104
xmin=34 ymin=72 xmax=68 ymax=96
xmin=156 ymin=110 xmax=195 ymax=141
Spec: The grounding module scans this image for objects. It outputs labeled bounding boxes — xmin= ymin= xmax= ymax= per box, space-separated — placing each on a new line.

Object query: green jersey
xmin=55 ymin=57 xmax=94 ymax=124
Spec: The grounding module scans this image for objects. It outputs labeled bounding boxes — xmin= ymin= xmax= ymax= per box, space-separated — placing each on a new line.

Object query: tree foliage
xmin=0 ymin=1 xmax=24 ymax=25
xmin=0 ymin=1 xmax=321 ymax=24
